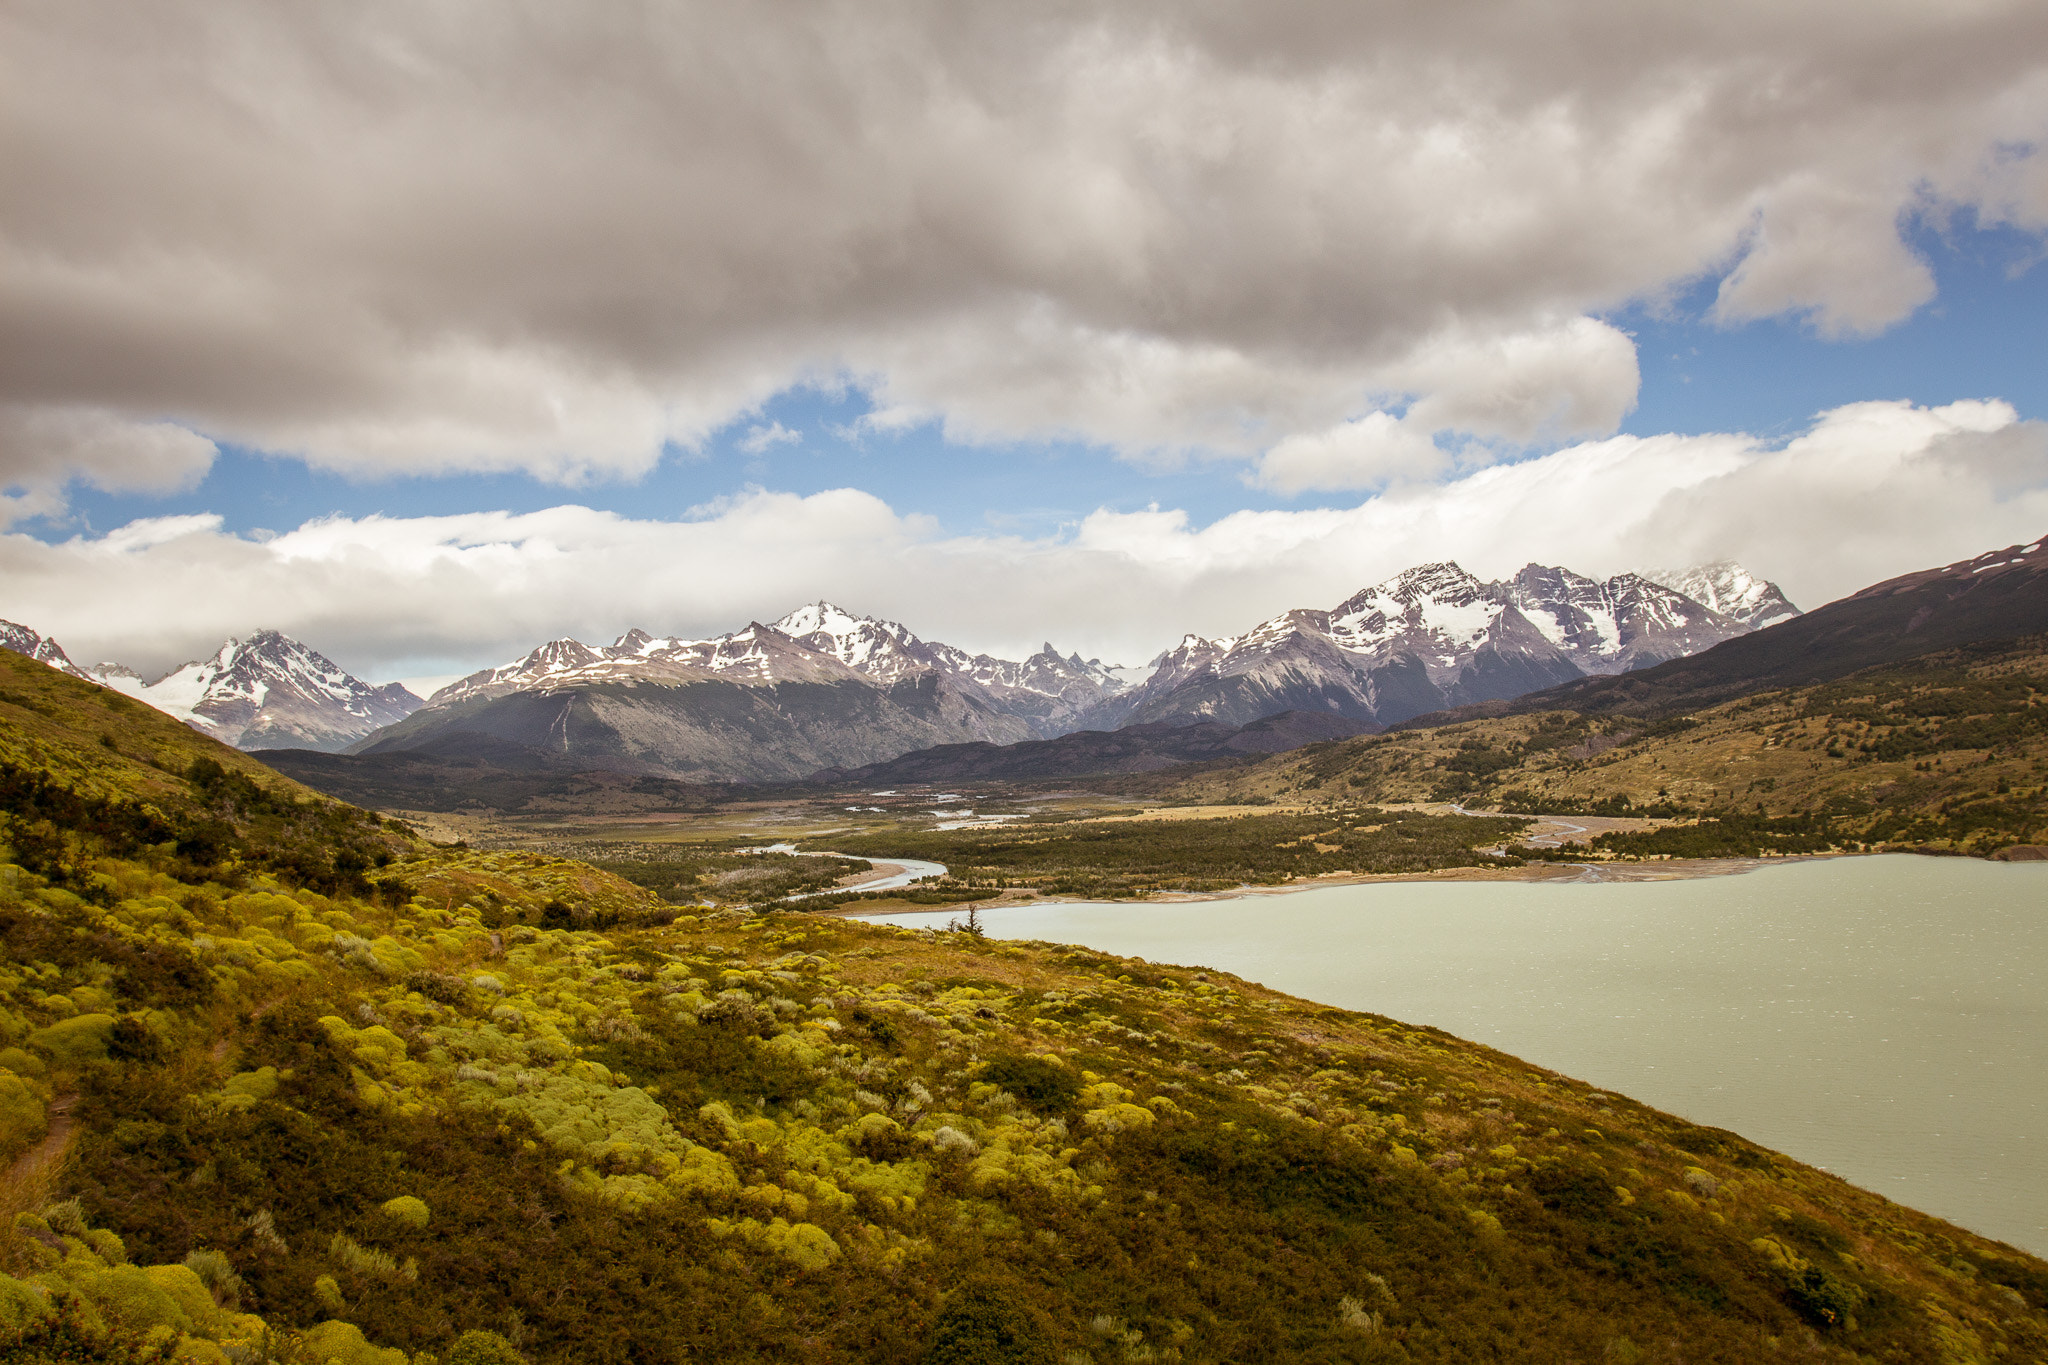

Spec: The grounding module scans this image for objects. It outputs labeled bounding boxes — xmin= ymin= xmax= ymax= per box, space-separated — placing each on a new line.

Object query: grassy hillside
xmin=2 ymin=651 xmax=2046 ymax=1363
xmin=1165 ymin=637 xmax=2048 ymax=859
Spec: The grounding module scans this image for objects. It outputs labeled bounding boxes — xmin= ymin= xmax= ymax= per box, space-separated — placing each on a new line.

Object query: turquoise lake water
xmin=880 ymin=854 xmax=2048 ymax=1255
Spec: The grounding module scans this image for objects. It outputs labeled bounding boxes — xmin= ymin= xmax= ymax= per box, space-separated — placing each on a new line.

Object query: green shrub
xmin=445 ymin=1329 xmax=527 ymax=1365
xmin=977 ymin=1055 xmax=1079 ymax=1117
xmin=379 ymin=1195 xmax=431 ymax=1229
xmin=299 ymin=1319 xmax=407 ymax=1365
xmin=921 ymin=1282 xmax=1058 ymax=1365
xmin=0 ymin=1290 xmax=174 ymax=1364
xmin=0 ymin=1271 xmax=55 ymax=1332
xmin=0 ymin=1068 xmax=46 ymax=1159
xmin=1784 ymin=1263 xmax=1863 ymax=1327
xmin=28 ymin=1013 xmax=116 ymax=1065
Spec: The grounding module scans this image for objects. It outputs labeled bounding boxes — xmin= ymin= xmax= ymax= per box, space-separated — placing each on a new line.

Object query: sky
xmin=3 ymin=2 xmax=2047 ymax=693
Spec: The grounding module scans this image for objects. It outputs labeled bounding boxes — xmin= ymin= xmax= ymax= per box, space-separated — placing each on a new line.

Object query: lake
xmin=877 ymin=854 xmax=2048 ymax=1256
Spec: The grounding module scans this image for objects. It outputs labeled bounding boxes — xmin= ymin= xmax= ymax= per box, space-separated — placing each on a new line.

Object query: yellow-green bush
xmin=300 ymin=1318 xmax=409 ymax=1365
xmin=380 ymin=1196 xmax=430 ymax=1229
xmin=28 ymin=1012 xmax=116 ymax=1065
xmin=0 ymin=1067 xmax=46 ymax=1160
xmin=444 ymin=1329 xmax=527 ymax=1365
xmin=0 ymin=1272 xmax=54 ymax=1331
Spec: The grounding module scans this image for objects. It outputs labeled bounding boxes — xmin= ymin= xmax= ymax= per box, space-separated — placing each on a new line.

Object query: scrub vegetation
xmin=2 ymin=649 xmax=2048 ymax=1363
xmin=579 ymin=843 xmax=875 ymax=907
xmin=801 ymin=808 xmax=1533 ymax=899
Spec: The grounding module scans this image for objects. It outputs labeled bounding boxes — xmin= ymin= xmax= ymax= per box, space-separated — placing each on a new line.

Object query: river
xmin=741 ymin=843 xmax=948 ymax=895
xmin=875 ymin=854 xmax=2048 ymax=1256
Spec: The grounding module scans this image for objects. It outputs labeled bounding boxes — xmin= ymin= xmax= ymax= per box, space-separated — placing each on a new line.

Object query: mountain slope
xmin=1645 ymin=560 xmax=1802 ymax=628
xmin=429 ymin=603 xmax=1134 ymax=740
xmin=4 ymin=620 xmax=422 ymax=752
xmin=3 ymin=649 xmax=2045 ymax=1363
xmin=1409 ymin=535 xmax=2048 ymax=727
xmin=98 ymin=630 xmax=423 ymax=751
xmin=1092 ymin=561 xmax=1765 ymax=732
xmin=0 ymin=618 xmax=93 ymax=680
xmin=373 ymin=606 xmax=1140 ymax=782
xmin=350 ymin=663 xmax=1039 ymax=784
xmin=812 ymin=710 xmax=1379 ymax=786
xmin=1165 ymin=633 xmax=2048 ymax=856
xmin=1505 ymin=565 xmax=1756 ymax=672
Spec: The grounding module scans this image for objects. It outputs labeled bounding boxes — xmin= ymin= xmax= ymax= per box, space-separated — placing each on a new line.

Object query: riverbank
xmin=830 ymin=849 xmax=1858 ymax=917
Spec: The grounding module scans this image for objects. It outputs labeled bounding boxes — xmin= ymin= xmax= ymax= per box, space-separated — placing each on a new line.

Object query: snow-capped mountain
xmin=84 ymin=631 xmax=421 ymax=752
xmin=0 ymin=620 xmax=93 ymax=680
xmin=771 ymin=601 xmax=1133 ymax=715
xmin=1091 ymin=560 xmax=1778 ymax=730
xmin=434 ymin=637 xmax=607 ymax=703
xmin=2 ymin=620 xmax=422 ymax=751
xmin=1643 ymin=561 xmax=1800 ymax=629
xmin=355 ymin=602 xmax=1144 ymax=783
xmin=4 ymin=557 xmax=1796 ymax=781
xmin=425 ymin=601 xmax=1135 ymax=737
xmin=1505 ymin=566 xmax=1753 ymax=674
xmin=772 ymin=601 xmax=932 ymax=684
xmin=353 ymin=563 xmax=1783 ymax=777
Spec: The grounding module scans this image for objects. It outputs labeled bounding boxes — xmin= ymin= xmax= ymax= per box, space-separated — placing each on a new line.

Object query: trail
xmin=5 ymin=1093 xmax=77 ymax=1193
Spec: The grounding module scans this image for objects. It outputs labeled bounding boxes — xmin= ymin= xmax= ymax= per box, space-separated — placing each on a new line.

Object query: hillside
xmin=349 ymin=669 xmax=1039 ymax=785
xmin=810 ymin=711 xmax=1378 ymax=787
xmin=254 ymin=739 xmax=737 ymax=818
xmin=1165 ymin=635 xmax=2048 ymax=859
xmin=2 ymin=648 xmax=2046 ymax=1363
xmin=1404 ymin=535 xmax=2048 ymax=728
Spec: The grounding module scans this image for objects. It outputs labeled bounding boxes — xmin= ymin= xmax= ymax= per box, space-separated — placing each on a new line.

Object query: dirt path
xmin=5 ymin=1092 xmax=77 ymax=1193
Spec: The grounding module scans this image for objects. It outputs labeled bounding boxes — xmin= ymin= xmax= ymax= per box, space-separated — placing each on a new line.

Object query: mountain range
xmin=1407 ymin=534 xmax=2048 ymax=727
xmin=1085 ymin=562 xmax=1769 ymax=733
xmin=2 ymin=556 xmax=1792 ymax=781
xmin=0 ymin=625 xmax=422 ymax=752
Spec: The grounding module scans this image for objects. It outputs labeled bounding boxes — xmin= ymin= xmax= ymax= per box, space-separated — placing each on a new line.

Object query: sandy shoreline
xmin=830 ymin=851 xmax=1859 ymax=917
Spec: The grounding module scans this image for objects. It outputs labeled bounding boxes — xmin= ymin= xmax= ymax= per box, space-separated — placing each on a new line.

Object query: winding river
xmin=875 ymin=854 xmax=2048 ymax=1256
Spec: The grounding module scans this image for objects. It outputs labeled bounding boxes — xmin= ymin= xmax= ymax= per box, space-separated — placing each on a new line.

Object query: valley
xmin=5 ymin=538 xmax=2048 ymax=1364
xmin=1 ymin=645 xmax=2044 ymax=1364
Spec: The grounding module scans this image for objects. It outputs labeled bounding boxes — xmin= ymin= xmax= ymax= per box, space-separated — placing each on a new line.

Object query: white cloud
xmin=738 ymin=421 xmax=803 ymax=455
xmin=1390 ymin=318 xmax=1643 ymax=446
xmin=1255 ymin=413 xmax=1446 ymax=494
xmin=0 ymin=406 xmax=219 ymax=525
xmin=1251 ymin=317 xmax=1645 ymax=493
xmin=4 ymin=402 xmax=2040 ymax=683
xmin=2 ymin=3 xmax=2044 ymax=485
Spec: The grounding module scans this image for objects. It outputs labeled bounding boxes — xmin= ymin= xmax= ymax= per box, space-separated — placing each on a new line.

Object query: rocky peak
xmin=0 ymin=619 xmax=91 ymax=679
xmin=1643 ymin=561 xmax=1801 ymax=629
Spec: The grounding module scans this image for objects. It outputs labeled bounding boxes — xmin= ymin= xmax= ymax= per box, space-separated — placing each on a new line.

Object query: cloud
xmin=738 ymin=421 xmax=803 ymax=455
xmin=0 ymin=405 xmax=219 ymax=525
xmin=4 ymin=401 xmax=2041 ymax=682
xmin=1255 ymin=413 xmax=1446 ymax=494
xmin=1252 ymin=317 xmax=1644 ymax=493
xmin=2 ymin=3 xmax=2045 ymax=486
